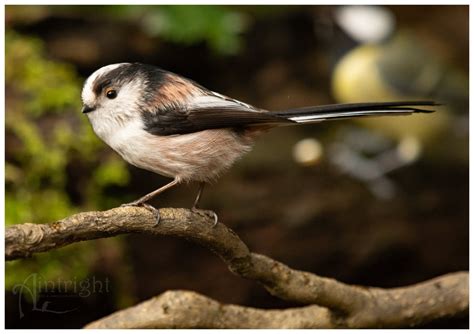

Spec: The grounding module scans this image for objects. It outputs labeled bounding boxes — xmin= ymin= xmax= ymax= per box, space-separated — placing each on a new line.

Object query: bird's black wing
xmin=141 ymin=93 xmax=291 ymax=136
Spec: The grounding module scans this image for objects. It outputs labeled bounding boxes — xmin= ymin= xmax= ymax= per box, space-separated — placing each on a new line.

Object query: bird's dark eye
xmin=105 ymin=89 xmax=117 ymax=99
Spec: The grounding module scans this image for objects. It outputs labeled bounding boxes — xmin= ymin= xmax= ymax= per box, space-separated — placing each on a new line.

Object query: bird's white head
xmin=82 ymin=63 xmax=143 ymax=120
xmin=81 ymin=63 xmax=157 ymax=143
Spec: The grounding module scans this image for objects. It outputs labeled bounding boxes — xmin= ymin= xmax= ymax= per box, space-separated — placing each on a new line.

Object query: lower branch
xmin=85 ymin=290 xmax=334 ymax=329
xmin=6 ymin=207 xmax=469 ymax=328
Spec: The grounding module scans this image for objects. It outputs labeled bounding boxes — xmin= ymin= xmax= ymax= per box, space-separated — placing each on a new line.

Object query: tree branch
xmin=85 ymin=290 xmax=335 ymax=329
xmin=6 ymin=207 xmax=468 ymax=328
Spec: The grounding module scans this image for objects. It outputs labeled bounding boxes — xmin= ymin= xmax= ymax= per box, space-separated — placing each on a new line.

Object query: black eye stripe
xmin=92 ymin=63 xmax=168 ymax=98
xmin=93 ymin=79 xmax=112 ymax=95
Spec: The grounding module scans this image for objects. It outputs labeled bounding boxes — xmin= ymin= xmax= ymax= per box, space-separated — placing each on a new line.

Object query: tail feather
xmin=273 ymin=101 xmax=438 ymax=123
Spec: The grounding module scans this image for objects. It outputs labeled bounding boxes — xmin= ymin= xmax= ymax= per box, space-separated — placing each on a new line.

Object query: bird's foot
xmin=191 ymin=207 xmax=218 ymax=227
xmin=121 ymin=201 xmax=161 ymax=226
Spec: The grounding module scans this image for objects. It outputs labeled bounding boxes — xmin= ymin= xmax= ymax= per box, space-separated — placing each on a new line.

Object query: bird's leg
xmin=191 ymin=182 xmax=218 ymax=227
xmin=121 ymin=178 xmax=179 ymax=226
xmin=192 ymin=182 xmax=206 ymax=209
xmin=125 ymin=178 xmax=179 ymax=205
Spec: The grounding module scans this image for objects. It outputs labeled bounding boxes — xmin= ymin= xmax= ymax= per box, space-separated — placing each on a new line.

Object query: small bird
xmin=81 ymin=62 xmax=436 ymax=225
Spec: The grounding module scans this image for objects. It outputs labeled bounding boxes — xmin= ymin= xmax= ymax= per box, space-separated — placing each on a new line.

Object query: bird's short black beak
xmin=82 ymin=104 xmax=95 ymax=114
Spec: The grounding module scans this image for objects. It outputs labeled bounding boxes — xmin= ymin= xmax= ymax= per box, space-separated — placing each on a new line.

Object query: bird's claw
xmin=120 ymin=202 xmax=161 ymax=226
xmin=211 ymin=211 xmax=218 ymax=227
xmin=191 ymin=208 xmax=218 ymax=227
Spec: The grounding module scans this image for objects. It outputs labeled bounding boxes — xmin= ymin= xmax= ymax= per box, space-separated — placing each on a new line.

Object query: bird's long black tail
xmin=273 ymin=101 xmax=437 ymax=124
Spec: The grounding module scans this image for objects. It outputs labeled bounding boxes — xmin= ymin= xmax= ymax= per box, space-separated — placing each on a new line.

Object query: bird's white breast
xmin=89 ymin=113 xmax=253 ymax=182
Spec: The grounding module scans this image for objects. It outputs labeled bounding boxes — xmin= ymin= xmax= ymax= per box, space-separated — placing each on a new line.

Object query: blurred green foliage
xmin=137 ymin=6 xmax=249 ymax=55
xmin=107 ymin=5 xmax=250 ymax=54
xmin=5 ymin=30 xmax=130 ymax=224
xmin=5 ymin=31 xmax=130 ymax=295
xmin=6 ymin=5 xmax=250 ymax=55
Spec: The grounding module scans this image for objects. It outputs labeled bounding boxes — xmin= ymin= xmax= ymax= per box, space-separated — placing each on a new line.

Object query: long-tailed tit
xmin=81 ymin=62 xmax=436 ymax=224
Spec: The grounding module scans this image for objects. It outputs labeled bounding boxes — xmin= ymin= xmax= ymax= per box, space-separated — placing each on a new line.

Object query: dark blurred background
xmin=5 ymin=5 xmax=468 ymax=329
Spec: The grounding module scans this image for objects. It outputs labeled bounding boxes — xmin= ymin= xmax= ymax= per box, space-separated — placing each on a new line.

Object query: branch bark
xmin=85 ymin=290 xmax=334 ymax=329
xmin=6 ymin=207 xmax=468 ymax=328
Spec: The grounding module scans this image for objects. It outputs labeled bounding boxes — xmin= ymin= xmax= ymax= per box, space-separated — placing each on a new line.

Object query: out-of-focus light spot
xmin=335 ymin=5 xmax=395 ymax=44
xmin=397 ymin=136 xmax=422 ymax=163
xmin=293 ymin=138 xmax=323 ymax=166
xmin=332 ymin=45 xmax=394 ymax=103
